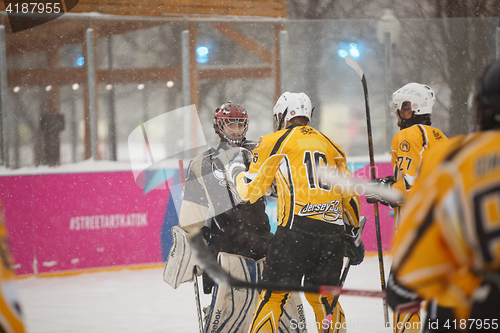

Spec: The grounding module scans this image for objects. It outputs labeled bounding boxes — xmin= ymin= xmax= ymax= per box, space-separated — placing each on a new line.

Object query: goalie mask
xmin=476 ymin=59 xmax=500 ymax=131
xmin=213 ymin=102 xmax=249 ymax=146
xmin=273 ymin=92 xmax=312 ymax=131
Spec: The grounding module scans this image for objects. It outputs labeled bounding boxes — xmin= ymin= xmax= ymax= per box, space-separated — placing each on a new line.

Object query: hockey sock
xmin=248 ymin=290 xmax=291 ymax=333
xmin=305 ymin=293 xmax=346 ymax=333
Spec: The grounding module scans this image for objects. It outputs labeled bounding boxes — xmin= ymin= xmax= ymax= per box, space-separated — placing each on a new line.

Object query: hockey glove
xmin=365 ymin=176 xmax=396 ymax=207
xmin=387 ymin=273 xmax=421 ymax=314
xmin=225 ymin=148 xmax=251 ymax=186
xmin=344 ymin=226 xmax=365 ymax=266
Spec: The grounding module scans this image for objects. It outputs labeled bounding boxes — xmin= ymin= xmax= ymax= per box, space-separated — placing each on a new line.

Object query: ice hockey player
xmin=365 ymin=82 xmax=447 ymax=333
xmin=226 ymin=92 xmax=363 ymax=333
xmin=163 ymin=102 xmax=306 ymax=332
xmin=387 ymin=60 xmax=500 ymax=332
xmin=0 ymin=198 xmax=27 ymax=333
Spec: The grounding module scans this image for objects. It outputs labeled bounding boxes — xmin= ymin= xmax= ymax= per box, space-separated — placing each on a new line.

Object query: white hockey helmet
xmin=273 ymin=92 xmax=312 ymax=131
xmin=391 ymin=83 xmax=435 ymax=115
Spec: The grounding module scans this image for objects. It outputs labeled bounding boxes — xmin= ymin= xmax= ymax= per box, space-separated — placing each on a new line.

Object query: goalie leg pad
xmin=279 ymin=292 xmax=308 ymax=332
xmin=163 ymin=226 xmax=200 ymax=288
xmin=204 ymin=252 xmax=265 ymax=333
xmin=205 ymin=253 xmax=308 ymax=333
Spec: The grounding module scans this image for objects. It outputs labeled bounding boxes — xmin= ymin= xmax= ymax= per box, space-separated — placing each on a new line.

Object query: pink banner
xmin=353 ymin=162 xmax=395 ymax=252
xmin=0 ymin=172 xmax=169 ymax=275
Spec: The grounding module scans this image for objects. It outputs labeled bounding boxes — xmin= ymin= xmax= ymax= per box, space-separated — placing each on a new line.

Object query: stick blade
xmin=345 ymin=56 xmax=364 ymax=80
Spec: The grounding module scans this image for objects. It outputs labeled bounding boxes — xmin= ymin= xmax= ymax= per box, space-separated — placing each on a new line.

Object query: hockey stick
xmin=321 ymin=216 xmax=366 ymax=333
xmin=314 ymin=167 xmax=402 ymax=204
xmin=178 ymin=159 xmax=204 ymax=333
xmin=344 ymin=55 xmax=390 ymax=327
xmin=188 ymin=230 xmax=385 ymax=298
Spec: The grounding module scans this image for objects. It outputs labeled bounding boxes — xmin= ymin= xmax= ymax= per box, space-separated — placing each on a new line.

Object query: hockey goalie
xmin=163 ymin=102 xmax=307 ymax=332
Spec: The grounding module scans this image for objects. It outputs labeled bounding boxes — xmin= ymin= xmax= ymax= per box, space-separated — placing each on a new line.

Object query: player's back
xmin=251 ymin=125 xmax=350 ymax=227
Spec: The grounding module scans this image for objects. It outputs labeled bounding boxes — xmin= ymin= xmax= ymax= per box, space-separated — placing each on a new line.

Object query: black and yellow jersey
xmin=235 ymin=125 xmax=360 ymax=230
xmin=391 ymin=124 xmax=447 ymax=194
xmin=391 ymin=130 xmax=500 ymax=320
xmin=391 ymin=124 xmax=447 ymax=226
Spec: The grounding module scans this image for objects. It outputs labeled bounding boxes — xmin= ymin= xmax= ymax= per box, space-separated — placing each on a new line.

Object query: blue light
xmin=349 ymin=48 xmax=360 ymax=58
xmin=196 ymin=46 xmax=209 ymax=64
xmin=337 ymin=49 xmax=348 ymax=58
xmin=349 ymin=43 xmax=360 ymax=58
xmin=76 ymin=56 xmax=85 ymax=67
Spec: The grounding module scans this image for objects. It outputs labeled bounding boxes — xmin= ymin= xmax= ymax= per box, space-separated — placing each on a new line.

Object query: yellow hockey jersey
xmin=236 ymin=125 xmax=360 ymax=230
xmin=391 ymin=124 xmax=447 ymax=226
xmin=391 ymin=124 xmax=447 ymax=194
xmin=391 ymin=131 xmax=500 ymax=320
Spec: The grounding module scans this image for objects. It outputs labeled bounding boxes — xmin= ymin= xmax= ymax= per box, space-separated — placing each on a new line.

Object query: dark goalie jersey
xmin=178 ymin=140 xmax=272 ymax=261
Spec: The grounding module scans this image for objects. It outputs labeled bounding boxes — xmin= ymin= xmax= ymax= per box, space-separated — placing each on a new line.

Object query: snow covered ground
xmin=17 ymin=255 xmax=399 ymax=333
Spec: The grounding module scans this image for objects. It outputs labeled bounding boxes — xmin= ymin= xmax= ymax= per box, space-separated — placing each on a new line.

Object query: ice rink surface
xmin=17 ymin=255 xmax=399 ymax=333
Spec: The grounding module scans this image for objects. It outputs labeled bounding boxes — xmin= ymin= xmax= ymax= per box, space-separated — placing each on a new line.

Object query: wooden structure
xmin=71 ymin=0 xmax=287 ymax=18
xmin=0 ymin=0 xmax=287 ymax=160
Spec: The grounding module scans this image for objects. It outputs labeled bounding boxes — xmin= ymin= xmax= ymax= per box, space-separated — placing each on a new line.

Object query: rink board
xmin=0 ymin=171 xmax=171 ymax=275
xmin=0 ymin=161 xmax=395 ymax=276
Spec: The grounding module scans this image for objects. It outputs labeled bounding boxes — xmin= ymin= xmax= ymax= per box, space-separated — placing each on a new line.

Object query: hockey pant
xmin=248 ymin=290 xmax=345 ymax=333
xmin=204 ymin=252 xmax=307 ymax=333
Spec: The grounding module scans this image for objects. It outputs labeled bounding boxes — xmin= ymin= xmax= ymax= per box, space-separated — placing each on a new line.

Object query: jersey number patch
xmin=303 ymin=151 xmax=331 ymax=191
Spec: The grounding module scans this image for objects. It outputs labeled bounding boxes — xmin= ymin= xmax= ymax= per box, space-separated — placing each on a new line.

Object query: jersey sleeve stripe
xmin=417 ymin=125 xmax=428 ymax=148
xmin=270 ymin=128 xmax=294 ymax=156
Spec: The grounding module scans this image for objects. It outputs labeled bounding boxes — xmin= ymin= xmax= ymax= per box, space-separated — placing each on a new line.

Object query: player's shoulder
xmin=241 ymin=139 xmax=258 ymax=151
xmin=422 ymin=133 xmax=471 ymax=166
xmin=309 ymin=128 xmax=346 ymax=158
xmin=393 ymin=125 xmax=430 ymax=146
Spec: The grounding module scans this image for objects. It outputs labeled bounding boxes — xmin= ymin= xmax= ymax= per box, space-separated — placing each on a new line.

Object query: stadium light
xmin=338 ymin=42 xmax=361 ymax=58
xmin=76 ymin=56 xmax=85 ymax=67
xmin=196 ymin=46 xmax=209 ymax=64
xmin=72 ymin=83 xmax=79 ymax=91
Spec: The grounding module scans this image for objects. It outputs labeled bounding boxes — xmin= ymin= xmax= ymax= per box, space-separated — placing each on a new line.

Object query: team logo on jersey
xmin=253 ymin=152 xmax=258 ymax=163
xmin=212 ymin=162 xmax=228 ymax=186
xmin=433 ymin=130 xmax=443 ymax=140
xmin=300 ymin=127 xmax=315 ymax=135
xmin=400 ymin=140 xmax=410 ymax=152
xmin=298 ymin=200 xmax=341 ymax=221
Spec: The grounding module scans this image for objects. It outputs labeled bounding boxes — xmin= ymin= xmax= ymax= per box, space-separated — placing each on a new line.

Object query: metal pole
xmin=279 ymin=30 xmax=288 ymax=94
xmin=181 ymin=30 xmax=191 ymax=155
xmin=384 ymin=31 xmax=393 ymax=151
xmin=182 ymin=30 xmax=191 ymax=108
xmin=86 ymin=28 xmax=98 ymax=160
xmin=107 ymin=36 xmax=117 ymax=161
xmin=0 ymin=25 xmax=9 ymax=167
xmin=71 ymin=94 xmax=77 ymax=163
xmin=496 ymin=27 xmax=500 ymax=60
